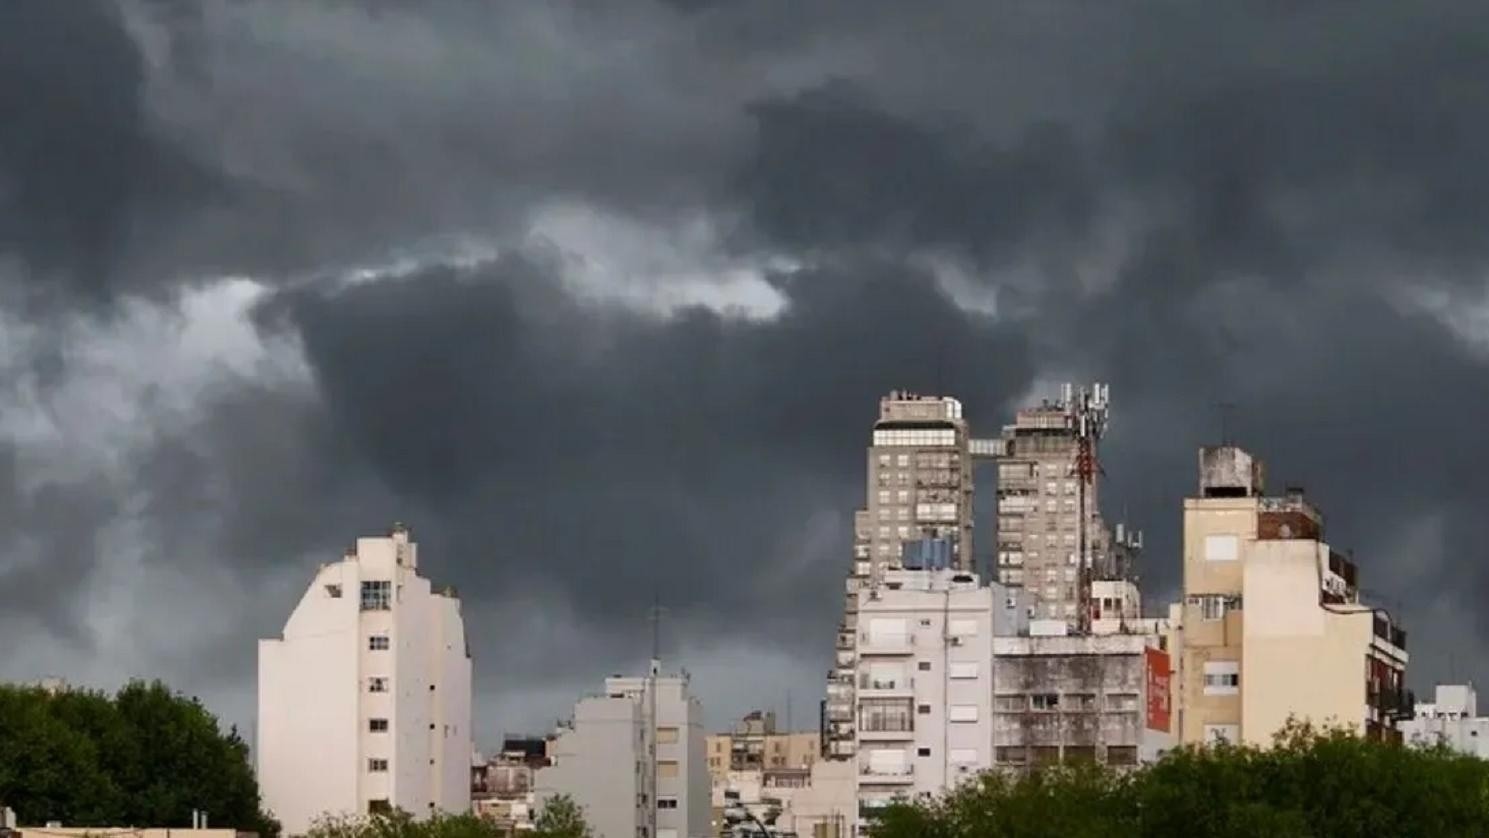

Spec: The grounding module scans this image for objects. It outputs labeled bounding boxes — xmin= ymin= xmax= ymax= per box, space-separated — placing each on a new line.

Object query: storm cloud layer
xmin=5 ymin=0 xmax=1489 ymax=740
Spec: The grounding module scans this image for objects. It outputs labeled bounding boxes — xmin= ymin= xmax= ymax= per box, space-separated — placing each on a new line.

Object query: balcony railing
xmin=858 ymin=675 xmax=913 ymax=691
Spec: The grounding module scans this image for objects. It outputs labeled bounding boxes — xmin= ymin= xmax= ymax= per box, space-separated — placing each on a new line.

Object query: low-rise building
xmin=1401 ymin=685 xmax=1489 ymax=757
xmin=991 ymin=631 xmax=1175 ymax=769
xmin=472 ymin=738 xmax=549 ymax=832
xmin=534 ymin=667 xmax=710 ymax=838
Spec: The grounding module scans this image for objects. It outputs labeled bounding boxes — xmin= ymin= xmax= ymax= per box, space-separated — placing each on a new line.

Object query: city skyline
xmin=4 ymin=0 xmax=1489 ymax=753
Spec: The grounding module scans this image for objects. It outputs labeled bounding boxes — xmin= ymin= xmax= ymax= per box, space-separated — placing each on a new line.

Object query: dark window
xmin=917 ymin=704 xmax=931 ymax=715
xmin=369 ymin=718 xmax=389 ymax=732
xmin=368 ymin=799 xmax=391 ymax=815
xmin=917 ymin=661 xmax=932 ymax=671
xmin=917 ymin=747 xmax=931 ymax=757
xmin=360 ymin=580 xmax=392 ymax=611
xmin=369 ymin=634 xmax=390 ymax=651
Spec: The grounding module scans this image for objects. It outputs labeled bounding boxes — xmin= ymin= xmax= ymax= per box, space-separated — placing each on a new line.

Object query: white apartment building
xmin=1401 ymin=685 xmax=1489 ymax=757
xmin=852 ymin=568 xmax=1029 ymax=834
xmin=258 ymin=524 xmax=472 ymax=835
xmin=535 ymin=668 xmax=710 ymax=838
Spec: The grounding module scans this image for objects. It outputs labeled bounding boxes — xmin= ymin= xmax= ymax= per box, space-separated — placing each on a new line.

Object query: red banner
xmin=1145 ymin=647 xmax=1172 ymax=733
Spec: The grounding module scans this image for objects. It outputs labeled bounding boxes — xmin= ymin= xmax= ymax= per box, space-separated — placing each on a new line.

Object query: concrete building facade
xmin=1401 ymin=685 xmax=1489 ymax=757
xmin=1173 ymin=446 xmax=1410 ymax=747
xmin=706 ymin=711 xmax=818 ymax=782
xmin=851 ymin=568 xmax=1028 ymax=831
xmin=535 ymin=671 xmax=710 ymax=838
xmin=826 ymin=393 xmax=975 ymax=761
xmin=991 ymin=396 xmax=1140 ymax=624
xmin=991 ymin=632 xmax=1175 ymax=770
xmin=257 ymin=525 xmax=472 ymax=835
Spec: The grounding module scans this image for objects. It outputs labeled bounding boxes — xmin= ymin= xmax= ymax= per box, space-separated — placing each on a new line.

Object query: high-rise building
xmin=1172 ymin=446 xmax=1410 ymax=746
xmin=257 ymin=524 xmax=472 ymax=835
xmin=535 ymin=671 xmax=710 ymax=838
xmin=991 ymin=389 xmax=1140 ymax=624
xmin=826 ymin=392 xmax=975 ymax=762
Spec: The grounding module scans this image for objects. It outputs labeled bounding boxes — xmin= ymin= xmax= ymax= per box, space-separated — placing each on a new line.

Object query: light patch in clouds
xmin=1401 ymin=284 xmax=1489 ymax=358
xmin=0 ymin=279 xmax=306 ymax=488
xmin=528 ymin=201 xmax=792 ymax=320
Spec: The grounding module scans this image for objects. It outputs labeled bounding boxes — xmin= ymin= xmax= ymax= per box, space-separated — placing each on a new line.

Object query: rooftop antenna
xmin=1216 ymin=401 xmax=1237 ymax=445
xmin=645 ymin=595 xmax=667 ymax=838
xmin=1068 ymin=383 xmax=1110 ymax=637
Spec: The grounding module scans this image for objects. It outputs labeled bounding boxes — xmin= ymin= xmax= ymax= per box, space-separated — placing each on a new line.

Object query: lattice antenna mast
xmin=1065 ymin=383 xmax=1109 ymax=636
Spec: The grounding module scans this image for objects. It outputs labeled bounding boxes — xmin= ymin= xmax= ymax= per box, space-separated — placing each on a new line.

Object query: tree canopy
xmin=303 ymin=797 xmax=591 ymax=838
xmin=0 ymin=680 xmax=278 ymax=836
xmin=872 ymin=724 xmax=1489 ymax=838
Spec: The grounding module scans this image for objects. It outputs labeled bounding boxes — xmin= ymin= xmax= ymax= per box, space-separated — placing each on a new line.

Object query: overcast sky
xmin=5 ymin=0 xmax=1489 ymax=747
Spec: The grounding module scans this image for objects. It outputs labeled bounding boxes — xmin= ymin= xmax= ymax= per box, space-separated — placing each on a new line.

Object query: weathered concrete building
xmin=991 ymin=632 xmax=1175 ymax=769
xmin=1401 ymin=685 xmax=1489 ymax=757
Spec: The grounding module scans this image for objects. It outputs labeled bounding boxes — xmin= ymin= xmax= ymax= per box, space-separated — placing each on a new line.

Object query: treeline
xmin=872 ymin=723 xmax=1489 ymax=838
xmin=0 ymin=681 xmax=277 ymax=836
xmin=304 ymin=798 xmax=590 ymax=838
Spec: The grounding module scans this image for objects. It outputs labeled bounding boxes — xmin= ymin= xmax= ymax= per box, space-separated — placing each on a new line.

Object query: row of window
xmin=993 ymin=693 xmax=1140 ymax=712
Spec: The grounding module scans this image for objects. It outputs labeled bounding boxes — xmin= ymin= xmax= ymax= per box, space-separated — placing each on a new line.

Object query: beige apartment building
xmin=1174 ymin=446 xmax=1410 ymax=746
xmin=706 ymin=711 xmax=819 ymax=782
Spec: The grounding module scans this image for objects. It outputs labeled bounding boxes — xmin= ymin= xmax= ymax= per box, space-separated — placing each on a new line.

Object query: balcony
xmin=858 ymin=632 xmax=916 ymax=655
xmin=858 ymin=763 xmax=915 ymax=784
xmin=858 ymin=675 xmax=914 ymax=694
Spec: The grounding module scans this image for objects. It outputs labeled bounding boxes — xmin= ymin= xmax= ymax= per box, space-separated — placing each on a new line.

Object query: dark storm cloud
xmin=9 ymin=0 xmax=1489 ymax=731
xmin=256 ymin=251 xmax=1033 ymax=674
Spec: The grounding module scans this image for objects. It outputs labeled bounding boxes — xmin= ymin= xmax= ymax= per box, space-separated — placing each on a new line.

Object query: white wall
xmin=258 ymin=528 xmax=471 ymax=835
xmin=533 ymin=697 xmax=643 ymax=838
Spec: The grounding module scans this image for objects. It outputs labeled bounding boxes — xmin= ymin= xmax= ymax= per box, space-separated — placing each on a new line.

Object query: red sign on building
xmin=1145 ymin=647 xmax=1172 ymax=733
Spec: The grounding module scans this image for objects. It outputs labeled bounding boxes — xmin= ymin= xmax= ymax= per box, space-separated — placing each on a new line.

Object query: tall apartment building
xmin=1173 ymin=446 xmax=1410 ymax=746
xmin=535 ymin=669 xmax=710 ymax=838
xmin=992 ymin=391 xmax=1140 ymax=624
xmin=825 ymin=392 xmax=975 ymax=761
xmin=257 ymin=524 xmax=472 ymax=835
xmin=851 ymin=567 xmax=1028 ymax=832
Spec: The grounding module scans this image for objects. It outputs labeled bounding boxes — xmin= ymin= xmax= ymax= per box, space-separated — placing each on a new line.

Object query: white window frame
xmin=949 ymin=662 xmax=979 ymax=680
xmin=1203 ymin=661 xmax=1241 ymax=695
xmin=948 ymin=705 xmax=979 ymax=723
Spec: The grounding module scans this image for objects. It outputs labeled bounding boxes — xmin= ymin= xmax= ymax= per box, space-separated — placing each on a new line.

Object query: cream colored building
xmin=257 ymin=524 xmax=472 ymax=835
xmin=1174 ymin=446 xmax=1410 ymax=747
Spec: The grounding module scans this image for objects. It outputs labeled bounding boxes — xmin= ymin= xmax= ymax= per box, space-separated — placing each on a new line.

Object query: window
xmin=1204 ymin=534 xmax=1239 ymax=562
xmin=1031 ymin=693 xmax=1059 ymax=711
xmin=1200 ymin=595 xmax=1227 ymax=621
xmin=950 ymin=748 xmax=979 ymax=764
xmin=917 ymin=747 xmax=932 ymax=757
xmin=369 ymin=634 xmax=390 ymax=651
xmin=368 ymin=799 xmax=391 ymax=815
xmin=369 ymin=718 xmax=389 ymax=732
xmin=917 ymin=704 xmax=932 ymax=715
xmin=657 ymin=726 xmax=679 ymax=745
xmin=1106 ymin=746 xmax=1138 ymax=766
xmin=1203 ymin=661 xmax=1241 ymax=695
xmin=360 ymin=580 xmax=392 ymax=611
xmin=949 ymin=662 xmax=979 ymax=680
xmin=368 ymin=677 xmax=389 ymax=693
xmin=657 ymin=760 xmax=679 ymax=779
xmin=657 ymin=798 xmax=678 ymax=810
xmin=917 ymin=661 xmax=932 ymax=671
xmin=368 ymin=758 xmax=388 ymax=772
xmin=878 ymin=490 xmax=890 ymax=503
xmin=1106 ymin=693 xmax=1139 ymax=711
xmin=896 ymin=454 xmax=910 ymax=467
xmin=948 ymin=705 xmax=979 ymax=723
xmin=995 ymin=695 xmax=1025 ymax=712
xmin=994 ymin=746 xmax=1026 ymax=764
xmin=325 ymin=584 xmax=343 ymax=598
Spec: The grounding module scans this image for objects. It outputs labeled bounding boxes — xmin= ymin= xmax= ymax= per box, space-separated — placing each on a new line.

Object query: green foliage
xmin=871 ymin=724 xmax=1489 ymax=838
xmin=531 ymin=795 xmax=593 ymax=838
xmin=303 ymin=802 xmax=592 ymax=838
xmin=0 ymin=680 xmax=278 ymax=836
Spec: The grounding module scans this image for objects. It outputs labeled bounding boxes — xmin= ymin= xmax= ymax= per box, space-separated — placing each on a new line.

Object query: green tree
xmin=871 ymin=724 xmax=1489 ymax=838
xmin=0 ymin=680 xmax=278 ymax=836
xmin=532 ymin=795 xmax=593 ymax=838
